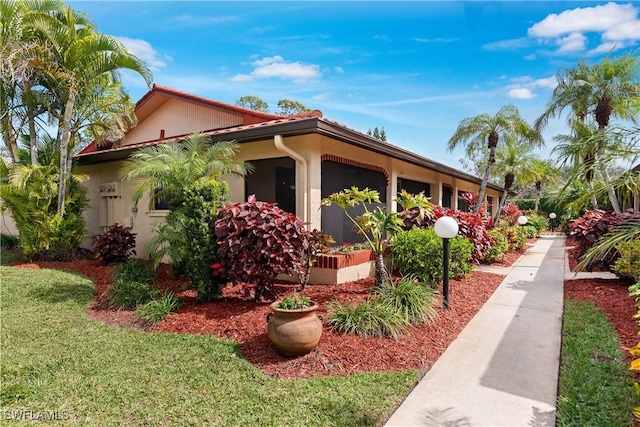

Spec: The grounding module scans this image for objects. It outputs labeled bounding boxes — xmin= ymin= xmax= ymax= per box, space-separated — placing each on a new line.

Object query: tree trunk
xmin=595 ymin=105 xmax=621 ymax=213
xmin=494 ymin=189 xmax=509 ymax=222
xmin=24 ymin=81 xmax=38 ymax=165
xmin=57 ymin=90 xmax=76 ymax=216
xmin=534 ymin=182 xmax=542 ymax=212
xmin=0 ymin=114 xmax=20 ymax=164
xmin=28 ymin=109 xmax=38 ymax=165
xmin=588 ymin=180 xmax=598 ymax=210
xmin=475 ymin=144 xmax=497 ymax=214
xmin=374 ymin=252 xmax=389 ymax=287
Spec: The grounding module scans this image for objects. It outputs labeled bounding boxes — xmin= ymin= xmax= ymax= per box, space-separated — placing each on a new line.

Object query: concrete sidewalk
xmin=385 ymin=234 xmax=565 ymax=427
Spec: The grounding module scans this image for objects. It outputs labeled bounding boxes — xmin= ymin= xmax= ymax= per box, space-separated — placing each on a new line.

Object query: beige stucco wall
xmin=78 ymin=133 xmax=501 ymax=259
xmin=0 ymin=208 xmax=18 ymax=237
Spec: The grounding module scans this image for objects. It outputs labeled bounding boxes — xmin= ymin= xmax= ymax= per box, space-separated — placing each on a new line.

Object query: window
xmin=487 ymin=196 xmax=493 ymax=217
xmin=153 ymin=188 xmax=171 ymax=211
xmin=442 ymin=185 xmax=452 ymax=208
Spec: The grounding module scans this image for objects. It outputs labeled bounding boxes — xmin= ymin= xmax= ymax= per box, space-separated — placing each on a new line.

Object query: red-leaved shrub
xmin=92 ymin=223 xmax=137 ymax=265
xmin=214 ymin=195 xmax=311 ymax=301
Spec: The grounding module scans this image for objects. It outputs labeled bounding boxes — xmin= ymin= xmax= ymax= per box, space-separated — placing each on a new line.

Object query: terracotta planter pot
xmin=267 ymin=302 xmax=322 ymax=357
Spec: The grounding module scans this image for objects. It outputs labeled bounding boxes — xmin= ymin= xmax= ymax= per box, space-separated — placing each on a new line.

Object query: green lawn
xmin=0 ymin=266 xmax=416 ymax=426
xmin=557 ymin=300 xmax=636 ymax=427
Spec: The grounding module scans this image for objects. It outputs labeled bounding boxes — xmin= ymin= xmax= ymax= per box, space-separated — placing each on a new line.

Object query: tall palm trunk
xmin=374 ymin=253 xmax=389 ymax=287
xmin=0 ymin=113 xmax=20 ymax=164
xmin=494 ymin=188 xmax=508 ymax=222
xmin=23 ymin=81 xmax=39 ymax=165
xmin=534 ymin=182 xmax=542 ymax=211
xmin=596 ymin=126 xmax=622 ymax=213
xmin=476 ymin=131 xmax=499 ymax=214
xmin=56 ymin=89 xmax=76 ymax=216
xmin=595 ymin=101 xmax=621 ymax=213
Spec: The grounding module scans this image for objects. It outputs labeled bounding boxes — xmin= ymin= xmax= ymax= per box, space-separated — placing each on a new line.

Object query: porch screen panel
xmin=245 ymin=157 xmax=296 ymax=213
xmin=321 ymin=160 xmax=386 ymax=245
xmin=397 ymin=178 xmax=431 ymax=212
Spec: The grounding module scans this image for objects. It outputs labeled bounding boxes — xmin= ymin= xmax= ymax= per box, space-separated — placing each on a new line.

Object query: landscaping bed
xmin=11 ymin=239 xmax=636 ymax=380
xmin=10 ymin=255 xmax=515 ymax=379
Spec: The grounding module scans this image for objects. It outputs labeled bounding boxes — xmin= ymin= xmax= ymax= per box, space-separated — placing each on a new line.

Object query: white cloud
xmin=556 ymin=32 xmax=587 ymax=52
xmin=506 ymin=75 xmax=557 ymax=100
xmin=524 ymin=53 xmax=536 ymax=61
xmin=116 ymin=37 xmax=168 ymax=71
xmin=334 ymin=66 xmax=344 ymax=73
xmin=231 ymin=56 xmax=321 ymax=84
xmin=527 ymin=2 xmax=640 ymax=54
xmin=312 ymin=92 xmax=332 ymax=101
xmin=508 ymin=88 xmax=535 ymax=99
xmin=482 ymin=37 xmax=532 ymax=51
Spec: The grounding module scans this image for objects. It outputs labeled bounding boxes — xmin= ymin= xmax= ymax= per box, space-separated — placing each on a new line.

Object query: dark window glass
xmin=321 ymin=161 xmax=386 ymax=245
xmin=442 ymin=186 xmax=452 ymax=208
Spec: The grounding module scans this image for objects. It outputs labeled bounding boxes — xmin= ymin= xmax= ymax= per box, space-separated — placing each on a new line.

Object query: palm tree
xmin=0 ymin=0 xmax=61 ymax=164
xmin=524 ymin=159 xmax=560 ymax=212
xmin=448 ymin=105 xmax=543 ymax=214
xmin=120 ymin=132 xmax=251 ymax=209
xmin=21 ymin=3 xmax=152 ymax=215
xmin=536 ymin=53 xmax=640 ymax=213
xmin=552 ymin=120 xmax=601 ymax=210
xmin=491 ymin=139 xmax=538 ymax=221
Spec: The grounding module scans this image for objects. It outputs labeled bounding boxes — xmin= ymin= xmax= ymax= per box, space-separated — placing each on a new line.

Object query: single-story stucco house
xmin=74 ymin=84 xmax=503 ymax=256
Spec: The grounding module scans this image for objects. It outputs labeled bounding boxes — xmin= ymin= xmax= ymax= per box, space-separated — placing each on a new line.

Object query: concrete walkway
xmin=385 ymin=234 xmax=565 ymax=427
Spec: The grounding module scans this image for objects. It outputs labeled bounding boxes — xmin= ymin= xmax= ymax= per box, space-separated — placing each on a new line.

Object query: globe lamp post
xmin=434 ymin=216 xmax=459 ymax=309
xmin=549 ymin=212 xmax=556 ymax=232
xmin=517 ymin=215 xmax=528 ymax=226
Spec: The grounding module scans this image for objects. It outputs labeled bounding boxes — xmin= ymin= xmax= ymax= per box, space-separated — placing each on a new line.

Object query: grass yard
xmin=0 ymin=266 xmax=416 ymax=426
xmin=557 ymin=300 xmax=636 ymax=427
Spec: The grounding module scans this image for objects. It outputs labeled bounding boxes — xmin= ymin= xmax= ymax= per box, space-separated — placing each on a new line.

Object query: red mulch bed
xmin=9 ymin=237 xmax=638 ymax=378
xmin=564 ymin=236 xmax=638 ymax=364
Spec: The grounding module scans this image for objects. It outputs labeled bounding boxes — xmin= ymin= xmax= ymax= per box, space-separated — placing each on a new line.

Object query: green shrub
xmin=0 ymin=164 xmax=87 ymax=260
xmin=524 ymin=212 xmax=547 ymax=234
xmin=374 ymin=275 xmax=439 ymax=324
xmin=111 ymin=259 xmax=156 ymax=285
xmin=326 ymin=299 xmax=408 ymax=339
xmin=483 ymin=229 xmax=509 ymax=263
xmin=149 ymin=181 xmax=229 ymax=302
xmin=137 ymin=291 xmax=180 ymax=324
xmin=499 ymin=225 xmax=527 ymax=251
xmin=613 ymin=240 xmax=640 ymax=282
xmin=105 ymin=280 xmax=157 ymax=310
xmin=392 ymin=228 xmax=473 ymax=284
xmin=0 ymin=233 xmax=20 ymax=250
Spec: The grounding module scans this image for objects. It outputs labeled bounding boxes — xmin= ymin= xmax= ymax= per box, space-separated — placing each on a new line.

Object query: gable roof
xmin=76 ymin=86 xmax=503 ymax=192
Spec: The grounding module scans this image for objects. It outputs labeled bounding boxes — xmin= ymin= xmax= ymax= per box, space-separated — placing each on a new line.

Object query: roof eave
xmin=76 ymin=117 xmax=503 ymax=192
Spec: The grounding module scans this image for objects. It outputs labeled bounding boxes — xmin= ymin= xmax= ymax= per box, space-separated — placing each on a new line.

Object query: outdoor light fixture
xmin=434 ymin=216 xmax=459 ymax=309
xmin=549 ymin=212 xmax=557 ymax=232
xmin=517 ymin=215 xmax=528 ymax=226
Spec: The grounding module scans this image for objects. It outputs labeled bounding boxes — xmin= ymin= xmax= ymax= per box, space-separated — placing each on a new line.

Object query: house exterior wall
xmin=123 ymin=98 xmax=242 ymax=146
xmin=77 ymin=126 xmax=501 ymax=256
xmin=0 ymin=208 xmax=18 ymax=236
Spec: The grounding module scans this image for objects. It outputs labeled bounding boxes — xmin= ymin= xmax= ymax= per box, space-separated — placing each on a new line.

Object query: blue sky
xmin=69 ymin=1 xmax=640 ymax=170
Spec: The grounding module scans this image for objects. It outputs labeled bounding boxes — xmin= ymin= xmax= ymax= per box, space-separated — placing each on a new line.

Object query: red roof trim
xmin=76 ymin=116 xmax=313 ymax=157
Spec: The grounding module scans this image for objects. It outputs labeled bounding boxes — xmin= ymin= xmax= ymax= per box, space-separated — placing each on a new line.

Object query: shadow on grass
xmin=27 ymin=272 xmax=94 ymax=305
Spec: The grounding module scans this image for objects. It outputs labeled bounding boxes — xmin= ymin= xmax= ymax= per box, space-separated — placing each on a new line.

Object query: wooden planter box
xmin=308 ymin=249 xmax=376 ymax=285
